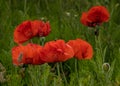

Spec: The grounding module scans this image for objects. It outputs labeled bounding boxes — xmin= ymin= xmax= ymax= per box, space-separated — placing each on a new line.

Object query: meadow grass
xmin=0 ymin=0 xmax=120 ymax=86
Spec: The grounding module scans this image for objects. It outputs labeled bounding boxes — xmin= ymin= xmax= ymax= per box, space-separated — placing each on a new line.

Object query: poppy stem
xmin=40 ymin=37 xmax=45 ymax=46
xmin=29 ymin=39 xmax=33 ymax=43
xmin=94 ymin=25 xmax=100 ymax=38
xmin=56 ymin=63 xmax=61 ymax=77
xmin=60 ymin=62 xmax=68 ymax=85
xmin=94 ymin=29 xmax=99 ymax=37
xmin=75 ymin=59 xmax=79 ymax=85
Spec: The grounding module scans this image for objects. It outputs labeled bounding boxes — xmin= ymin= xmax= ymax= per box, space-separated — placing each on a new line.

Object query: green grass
xmin=0 ymin=0 xmax=120 ymax=86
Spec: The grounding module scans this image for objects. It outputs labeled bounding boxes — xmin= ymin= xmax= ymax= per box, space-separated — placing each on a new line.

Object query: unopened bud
xmin=102 ymin=63 xmax=110 ymax=72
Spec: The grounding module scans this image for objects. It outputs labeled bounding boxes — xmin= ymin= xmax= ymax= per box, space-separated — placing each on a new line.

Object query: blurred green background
xmin=0 ymin=0 xmax=120 ymax=86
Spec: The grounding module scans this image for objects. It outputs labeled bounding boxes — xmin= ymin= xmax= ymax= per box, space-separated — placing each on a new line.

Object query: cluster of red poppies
xmin=12 ymin=38 xmax=93 ymax=66
xmin=11 ymin=5 xmax=110 ymax=66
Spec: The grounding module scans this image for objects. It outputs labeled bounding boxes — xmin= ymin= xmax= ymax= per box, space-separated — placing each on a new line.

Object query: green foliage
xmin=0 ymin=0 xmax=120 ymax=86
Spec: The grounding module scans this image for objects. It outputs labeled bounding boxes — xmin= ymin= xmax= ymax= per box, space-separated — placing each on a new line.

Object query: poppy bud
xmin=102 ymin=63 xmax=110 ymax=72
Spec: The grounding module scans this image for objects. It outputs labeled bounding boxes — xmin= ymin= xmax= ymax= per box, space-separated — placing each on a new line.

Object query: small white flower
xmin=74 ymin=14 xmax=78 ymax=17
xmin=41 ymin=17 xmax=46 ymax=20
xmin=65 ymin=12 xmax=71 ymax=16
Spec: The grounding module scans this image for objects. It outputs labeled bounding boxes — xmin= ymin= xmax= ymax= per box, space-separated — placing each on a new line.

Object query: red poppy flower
xmin=80 ymin=12 xmax=92 ymax=27
xmin=38 ymin=21 xmax=51 ymax=37
xmin=40 ymin=40 xmax=74 ymax=63
xmin=32 ymin=20 xmax=51 ymax=37
xmin=80 ymin=6 xmax=110 ymax=27
xmin=14 ymin=21 xmax=33 ymax=44
xmin=14 ymin=20 xmax=51 ymax=44
xmin=67 ymin=39 xmax=93 ymax=60
xmin=11 ymin=43 xmax=44 ymax=66
xmin=12 ymin=45 xmax=24 ymax=65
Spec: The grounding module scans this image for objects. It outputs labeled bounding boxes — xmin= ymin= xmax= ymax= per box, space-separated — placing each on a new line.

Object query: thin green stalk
xmin=75 ymin=59 xmax=79 ymax=85
xmin=60 ymin=62 xmax=68 ymax=85
xmin=24 ymin=0 xmax=27 ymax=14
xmin=56 ymin=63 xmax=60 ymax=77
xmin=40 ymin=37 xmax=45 ymax=46
xmin=95 ymin=26 xmax=104 ymax=64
